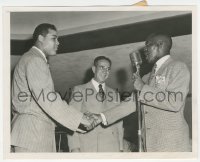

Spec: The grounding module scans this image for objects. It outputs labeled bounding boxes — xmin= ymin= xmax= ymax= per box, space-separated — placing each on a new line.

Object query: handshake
xmin=78 ymin=112 xmax=103 ymax=133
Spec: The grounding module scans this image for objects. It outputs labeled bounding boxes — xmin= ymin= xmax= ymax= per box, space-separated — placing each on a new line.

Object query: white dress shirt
xmin=154 ymin=55 xmax=170 ymax=73
xmin=91 ymin=78 xmax=105 ymax=92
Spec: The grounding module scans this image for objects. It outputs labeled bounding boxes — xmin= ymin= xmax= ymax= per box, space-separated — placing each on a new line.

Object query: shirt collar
xmin=91 ymin=78 xmax=105 ymax=92
xmin=32 ymin=46 xmax=48 ymax=63
xmin=155 ymin=55 xmax=170 ymax=72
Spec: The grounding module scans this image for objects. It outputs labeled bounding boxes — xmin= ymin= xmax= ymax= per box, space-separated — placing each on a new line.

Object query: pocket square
xmin=155 ymin=75 xmax=166 ymax=89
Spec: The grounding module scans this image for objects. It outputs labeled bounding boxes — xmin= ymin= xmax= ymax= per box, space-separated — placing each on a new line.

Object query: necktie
xmin=98 ymin=84 xmax=105 ymax=102
xmin=148 ymin=64 xmax=157 ymax=84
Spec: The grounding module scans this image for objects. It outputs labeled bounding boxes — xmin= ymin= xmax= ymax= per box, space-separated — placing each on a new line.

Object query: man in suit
xmin=11 ymin=23 xmax=94 ymax=152
xmin=67 ymin=56 xmax=124 ymax=152
xmin=92 ymin=33 xmax=191 ymax=152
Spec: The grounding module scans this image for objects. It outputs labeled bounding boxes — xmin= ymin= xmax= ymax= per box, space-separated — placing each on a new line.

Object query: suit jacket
xmin=139 ymin=57 xmax=191 ymax=152
xmin=67 ymin=81 xmax=124 ymax=152
xmin=11 ymin=47 xmax=82 ymax=152
xmin=103 ymin=57 xmax=191 ymax=152
xmin=103 ymin=93 xmax=136 ymax=125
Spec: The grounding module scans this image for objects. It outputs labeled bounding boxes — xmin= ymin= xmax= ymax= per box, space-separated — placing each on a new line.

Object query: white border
xmin=3 ymin=6 xmax=198 ymax=159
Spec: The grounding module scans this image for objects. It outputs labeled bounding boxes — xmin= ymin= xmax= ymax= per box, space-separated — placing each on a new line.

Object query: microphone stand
xmin=135 ymin=64 xmax=143 ymax=152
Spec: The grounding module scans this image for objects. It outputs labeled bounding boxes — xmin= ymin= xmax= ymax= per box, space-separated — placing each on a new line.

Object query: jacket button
xmin=145 ymin=111 xmax=148 ymax=114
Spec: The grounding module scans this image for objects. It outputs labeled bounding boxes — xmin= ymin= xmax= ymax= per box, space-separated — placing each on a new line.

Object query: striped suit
xmin=11 ymin=47 xmax=83 ymax=152
xmin=139 ymin=57 xmax=191 ymax=151
xmin=103 ymin=57 xmax=191 ymax=152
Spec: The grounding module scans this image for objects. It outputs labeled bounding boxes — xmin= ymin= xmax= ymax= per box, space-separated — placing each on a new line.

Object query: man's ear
xmin=38 ymin=35 xmax=44 ymax=42
xmin=92 ymin=66 xmax=95 ymax=73
xmin=157 ymin=40 xmax=164 ymax=48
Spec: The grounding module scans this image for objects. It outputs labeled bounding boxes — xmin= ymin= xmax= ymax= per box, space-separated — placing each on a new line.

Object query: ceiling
xmin=11 ymin=11 xmax=192 ymax=55
xmin=11 ymin=11 xmax=190 ymax=39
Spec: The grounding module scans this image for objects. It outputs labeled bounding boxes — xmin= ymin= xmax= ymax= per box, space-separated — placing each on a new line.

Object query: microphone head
xmin=129 ymin=51 xmax=142 ymax=66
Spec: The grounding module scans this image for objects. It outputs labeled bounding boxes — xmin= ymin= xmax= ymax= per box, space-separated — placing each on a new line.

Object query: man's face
xmin=92 ymin=59 xmax=111 ymax=83
xmin=144 ymin=38 xmax=160 ymax=64
xmin=41 ymin=29 xmax=59 ymax=56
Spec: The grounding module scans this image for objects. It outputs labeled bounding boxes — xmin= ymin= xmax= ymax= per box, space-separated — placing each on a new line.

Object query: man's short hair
xmin=32 ymin=23 xmax=57 ymax=44
xmin=94 ymin=56 xmax=112 ymax=67
xmin=147 ymin=32 xmax=172 ymax=51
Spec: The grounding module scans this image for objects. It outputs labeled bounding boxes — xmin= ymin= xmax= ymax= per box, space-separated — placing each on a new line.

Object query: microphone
xmin=129 ymin=51 xmax=142 ymax=75
xmin=129 ymin=51 xmax=142 ymax=67
xmin=130 ymin=51 xmax=144 ymax=152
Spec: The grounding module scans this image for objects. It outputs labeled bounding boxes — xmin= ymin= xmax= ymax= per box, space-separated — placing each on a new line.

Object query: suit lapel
xmin=104 ymin=85 xmax=108 ymax=105
xmin=30 ymin=47 xmax=48 ymax=65
xmin=87 ymin=81 xmax=100 ymax=103
xmin=86 ymin=81 xmax=106 ymax=112
xmin=155 ymin=57 xmax=173 ymax=76
xmin=149 ymin=57 xmax=173 ymax=85
xmin=84 ymin=81 xmax=97 ymax=103
xmin=88 ymin=80 xmax=98 ymax=93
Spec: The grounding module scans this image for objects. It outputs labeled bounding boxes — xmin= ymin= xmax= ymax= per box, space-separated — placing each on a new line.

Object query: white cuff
xmin=100 ymin=113 xmax=108 ymax=125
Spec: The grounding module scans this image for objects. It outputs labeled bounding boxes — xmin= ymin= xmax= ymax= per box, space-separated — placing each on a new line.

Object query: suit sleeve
xmin=103 ymin=93 xmax=136 ymax=125
xmin=139 ymin=62 xmax=190 ymax=112
xmin=67 ymin=86 xmax=83 ymax=151
xmin=26 ymin=57 xmax=83 ymax=131
xmin=115 ymin=93 xmax=124 ymax=151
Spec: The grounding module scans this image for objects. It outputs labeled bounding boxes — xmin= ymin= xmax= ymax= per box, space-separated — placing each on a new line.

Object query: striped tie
xmin=98 ymin=84 xmax=105 ymax=102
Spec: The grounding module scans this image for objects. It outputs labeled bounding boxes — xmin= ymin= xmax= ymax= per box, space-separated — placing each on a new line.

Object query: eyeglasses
xmin=97 ymin=65 xmax=111 ymax=71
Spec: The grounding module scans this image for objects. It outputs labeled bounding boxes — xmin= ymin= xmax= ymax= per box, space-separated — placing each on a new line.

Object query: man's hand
xmin=84 ymin=111 xmax=103 ymax=126
xmin=132 ymin=73 xmax=145 ymax=91
xmin=78 ymin=112 xmax=103 ymax=133
xmin=79 ymin=114 xmax=96 ymax=132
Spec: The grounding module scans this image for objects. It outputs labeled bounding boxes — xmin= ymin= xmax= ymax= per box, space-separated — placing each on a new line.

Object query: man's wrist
xmin=100 ymin=113 xmax=108 ymax=125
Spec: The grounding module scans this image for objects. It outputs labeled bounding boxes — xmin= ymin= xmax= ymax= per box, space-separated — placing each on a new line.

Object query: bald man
xmin=131 ymin=33 xmax=191 ymax=151
xmin=90 ymin=33 xmax=191 ymax=152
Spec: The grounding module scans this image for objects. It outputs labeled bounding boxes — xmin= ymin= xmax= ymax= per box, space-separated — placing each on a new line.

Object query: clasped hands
xmin=78 ymin=112 xmax=103 ymax=133
xmin=78 ymin=73 xmax=144 ymax=133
